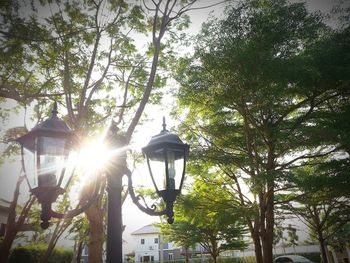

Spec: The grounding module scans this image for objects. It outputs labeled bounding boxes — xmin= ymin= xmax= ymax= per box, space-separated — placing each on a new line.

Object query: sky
xmin=0 ymin=0 xmax=343 ymax=255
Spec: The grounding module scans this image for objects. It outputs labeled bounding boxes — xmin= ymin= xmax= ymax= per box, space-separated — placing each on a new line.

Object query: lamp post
xmin=17 ymin=103 xmax=189 ymax=263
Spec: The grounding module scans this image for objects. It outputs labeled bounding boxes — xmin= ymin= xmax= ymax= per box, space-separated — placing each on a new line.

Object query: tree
xmin=287 ymin=24 xmax=350 ymax=199
xmin=162 ymin=174 xmax=247 ymax=263
xmin=173 ymin=1 xmax=349 ymax=262
xmin=328 ymin=223 xmax=350 ymax=253
xmin=160 ymin=221 xmax=199 ymax=263
xmin=285 ymin=196 xmax=350 ymax=263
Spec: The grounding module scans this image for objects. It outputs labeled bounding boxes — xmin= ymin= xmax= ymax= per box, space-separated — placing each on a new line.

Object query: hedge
xmin=9 ymin=243 xmax=73 ymax=263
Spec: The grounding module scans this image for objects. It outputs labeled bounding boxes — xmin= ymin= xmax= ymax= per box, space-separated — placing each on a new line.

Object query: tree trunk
xmin=252 ymin=230 xmax=263 ymax=263
xmin=319 ymin=238 xmax=329 ymax=263
xmin=262 ymin=188 xmax=274 ymax=263
xmin=346 ymin=248 xmax=350 ymax=262
xmin=209 ymin=238 xmax=219 ymax=263
xmin=331 ymin=250 xmax=338 ymax=263
xmin=86 ymin=202 xmax=104 ymax=263
xmin=79 ymin=176 xmax=105 ymax=263
xmin=326 ymin=246 xmax=333 ymax=263
xmin=40 ymin=237 xmax=57 ymax=263
xmin=185 ymin=247 xmax=189 ymax=263
xmin=76 ymin=240 xmax=84 ymax=263
xmin=0 ymin=230 xmax=17 ymax=263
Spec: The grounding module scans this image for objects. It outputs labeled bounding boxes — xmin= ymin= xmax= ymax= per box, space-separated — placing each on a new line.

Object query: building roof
xmin=131 ymin=224 xmax=160 ymax=235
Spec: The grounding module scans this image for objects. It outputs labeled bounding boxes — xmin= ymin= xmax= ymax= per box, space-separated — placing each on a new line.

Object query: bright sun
xmin=76 ymin=140 xmax=110 ymax=175
xmin=70 ymin=137 xmax=132 ymax=185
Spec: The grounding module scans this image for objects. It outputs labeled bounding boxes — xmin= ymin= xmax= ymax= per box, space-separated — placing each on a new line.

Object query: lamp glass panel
xmin=60 ymin=150 xmax=76 ymax=189
xmin=167 ymin=148 xmax=184 ymax=190
xmin=23 ymin=147 xmax=37 ymax=189
xmin=148 ymin=147 xmax=166 ymax=192
xmin=37 ymin=137 xmax=67 ymax=188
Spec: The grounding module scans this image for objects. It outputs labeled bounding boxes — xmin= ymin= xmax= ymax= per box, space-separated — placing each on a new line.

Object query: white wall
xmin=134 ymin=233 xmax=160 ymax=262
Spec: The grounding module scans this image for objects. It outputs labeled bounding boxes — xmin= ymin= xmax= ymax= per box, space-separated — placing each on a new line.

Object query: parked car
xmin=273 ymin=255 xmax=314 ymax=263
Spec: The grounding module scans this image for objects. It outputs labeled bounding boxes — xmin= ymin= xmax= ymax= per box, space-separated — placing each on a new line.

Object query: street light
xmin=16 ymin=102 xmax=75 ymax=229
xmin=16 ymin=102 xmax=189 ymax=263
xmin=141 ymin=117 xmax=189 ymax=224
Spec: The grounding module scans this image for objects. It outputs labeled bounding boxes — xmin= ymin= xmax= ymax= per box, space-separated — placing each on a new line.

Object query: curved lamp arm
xmin=125 ymin=168 xmax=175 ymax=224
xmin=39 ymin=179 xmax=102 ymax=229
xmin=125 ymin=168 xmax=165 ymax=216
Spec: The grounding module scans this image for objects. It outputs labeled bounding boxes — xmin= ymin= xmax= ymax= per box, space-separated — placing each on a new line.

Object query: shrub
xmin=9 ymin=243 xmax=73 ymax=263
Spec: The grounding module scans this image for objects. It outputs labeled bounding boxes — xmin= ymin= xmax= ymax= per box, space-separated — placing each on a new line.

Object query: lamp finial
xmin=162 ymin=117 xmax=167 ymax=132
xmin=52 ymin=101 xmax=58 ymax=117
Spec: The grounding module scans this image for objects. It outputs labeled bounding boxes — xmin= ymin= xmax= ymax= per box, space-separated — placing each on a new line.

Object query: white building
xmin=131 ymin=224 xmax=182 ymax=262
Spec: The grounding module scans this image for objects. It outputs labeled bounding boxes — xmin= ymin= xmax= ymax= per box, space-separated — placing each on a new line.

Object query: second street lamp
xmin=141 ymin=117 xmax=189 ymax=224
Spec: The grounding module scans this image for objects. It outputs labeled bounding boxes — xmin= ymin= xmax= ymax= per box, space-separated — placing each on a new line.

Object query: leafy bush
xmin=9 ymin=243 xmax=73 ymax=263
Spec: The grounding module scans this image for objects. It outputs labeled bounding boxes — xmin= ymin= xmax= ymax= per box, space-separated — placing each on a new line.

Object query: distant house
xmin=131 ymin=224 xmax=182 ymax=262
xmin=0 ymin=198 xmax=11 ymax=237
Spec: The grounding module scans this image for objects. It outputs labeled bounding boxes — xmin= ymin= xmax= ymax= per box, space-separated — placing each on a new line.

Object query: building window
xmin=168 ymin=253 xmax=173 ymax=260
xmin=141 ymin=238 xmax=145 ymax=245
xmin=154 ymin=238 xmax=158 ymax=244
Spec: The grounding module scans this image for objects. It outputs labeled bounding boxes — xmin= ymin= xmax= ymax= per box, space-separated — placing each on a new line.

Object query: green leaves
xmin=172 ymin=1 xmax=350 ymax=261
xmin=1 ymin=126 xmax=27 ymax=160
xmin=175 ymin=0 xmax=350 ymax=199
xmin=161 ymin=175 xmax=247 ymax=261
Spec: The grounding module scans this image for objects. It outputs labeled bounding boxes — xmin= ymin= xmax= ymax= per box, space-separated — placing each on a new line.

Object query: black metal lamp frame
xmin=139 ymin=123 xmax=189 ymax=223
xmin=16 ymin=102 xmax=81 ymax=228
